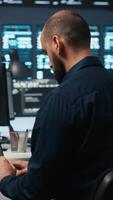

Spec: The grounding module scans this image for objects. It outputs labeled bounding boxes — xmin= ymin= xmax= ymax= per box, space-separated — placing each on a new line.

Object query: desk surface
xmin=4 ymin=151 xmax=31 ymax=160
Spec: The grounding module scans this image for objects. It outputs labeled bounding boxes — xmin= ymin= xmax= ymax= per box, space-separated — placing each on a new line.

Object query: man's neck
xmin=65 ymin=49 xmax=92 ymax=72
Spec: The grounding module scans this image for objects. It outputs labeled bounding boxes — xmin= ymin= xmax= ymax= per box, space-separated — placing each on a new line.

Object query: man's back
xmin=48 ymin=56 xmax=113 ymax=199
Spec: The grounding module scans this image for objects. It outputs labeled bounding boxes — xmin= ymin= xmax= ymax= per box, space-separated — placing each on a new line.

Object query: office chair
xmin=92 ymin=167 xmax=113 ymax=200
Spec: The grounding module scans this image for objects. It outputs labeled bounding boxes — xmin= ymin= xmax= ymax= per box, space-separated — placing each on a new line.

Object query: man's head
xmin=41 ymin=10 xmax=91 ymax=83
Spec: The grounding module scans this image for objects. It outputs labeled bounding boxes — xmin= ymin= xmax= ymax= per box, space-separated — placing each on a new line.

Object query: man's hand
xmin=0 ymin=156 xmax=16 ymax=181
xmin=11 ymin=160 xmax=28 ymax=176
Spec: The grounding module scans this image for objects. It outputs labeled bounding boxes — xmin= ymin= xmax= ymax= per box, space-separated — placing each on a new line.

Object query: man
xmin=0 ymin=10 xmax=113 ymax=200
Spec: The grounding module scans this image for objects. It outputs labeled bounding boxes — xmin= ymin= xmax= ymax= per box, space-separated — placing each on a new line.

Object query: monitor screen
xmin=2 ymin=25 xmax=32 ymax=78
xmin=13 ymin=79 xmax=58 ymax=116
xmin=0 ymin=63 xmax=9 ymax=126
xmin=36 ymin=26 xmax=54 ymax=79
xmin=104 ymin=25 xmax=113 ymax=69
xmin=89 ymin=25 xmax=100 ymax=56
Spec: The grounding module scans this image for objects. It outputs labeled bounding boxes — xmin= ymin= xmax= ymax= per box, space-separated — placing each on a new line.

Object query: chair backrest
xmin=92 ymin=168 xmax=113 ymax=200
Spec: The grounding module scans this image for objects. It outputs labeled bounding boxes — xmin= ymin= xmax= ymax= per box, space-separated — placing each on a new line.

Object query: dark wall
xmin=0 ymin=7 xmax=112 ymax=24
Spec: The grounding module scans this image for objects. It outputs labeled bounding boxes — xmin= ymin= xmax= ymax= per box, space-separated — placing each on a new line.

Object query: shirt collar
xmin=63 ymin=56 xmax=103 ymax=82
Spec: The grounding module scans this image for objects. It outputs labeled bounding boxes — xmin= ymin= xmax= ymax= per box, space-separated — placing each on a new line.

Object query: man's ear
xmin=52 ymin=35 xmax=65 ymax=57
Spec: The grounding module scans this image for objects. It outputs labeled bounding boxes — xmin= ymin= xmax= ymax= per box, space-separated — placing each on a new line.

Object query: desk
xmin=0 ymin=151 xmax=31 ymax=200
xmin=4 ymin=151 xmax=31 ymax=160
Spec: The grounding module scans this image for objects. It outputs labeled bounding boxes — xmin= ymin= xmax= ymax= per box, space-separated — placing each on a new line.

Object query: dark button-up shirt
xmin=1 ymin=56 xmax=113 ymax=200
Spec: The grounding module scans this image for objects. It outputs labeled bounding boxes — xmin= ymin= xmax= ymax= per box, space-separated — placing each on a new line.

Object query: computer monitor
xmin=89 ymin=25 xmax=100 ymax=56
xmin=13 ymin=79 xmax=58 ymax=116
xmin=36 ymin=26 xmax=54 ymax=79
xmin=0 ymin=63 xmax=15 ymax=126
xmin=104 ymin=25 xmax=113 ymax=69
xmin=0 ymin=63 xmax=10 ymax=126
xmin=7 ymin=71 xmax=15 ymax=120
xmin=2 ymin=24 xmax=32 ymax=78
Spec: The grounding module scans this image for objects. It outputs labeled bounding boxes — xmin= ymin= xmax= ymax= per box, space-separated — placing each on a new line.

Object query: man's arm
xmin=0 ymin=92 xmax=70 ymax=200
xmin=0 ymin=156 xmax=16 ymax=179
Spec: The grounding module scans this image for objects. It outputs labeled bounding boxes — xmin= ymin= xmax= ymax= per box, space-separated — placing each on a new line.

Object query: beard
xmin=51 ymin=52 xmax=66 ymax=84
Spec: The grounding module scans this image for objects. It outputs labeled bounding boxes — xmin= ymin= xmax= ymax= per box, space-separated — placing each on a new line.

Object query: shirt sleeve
xmin=0 ymin=91 xmax=71 ymax=200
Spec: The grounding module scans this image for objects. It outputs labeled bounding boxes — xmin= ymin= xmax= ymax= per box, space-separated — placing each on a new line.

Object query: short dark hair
xmin=43 ymin=10 xmax=91 ymax=49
